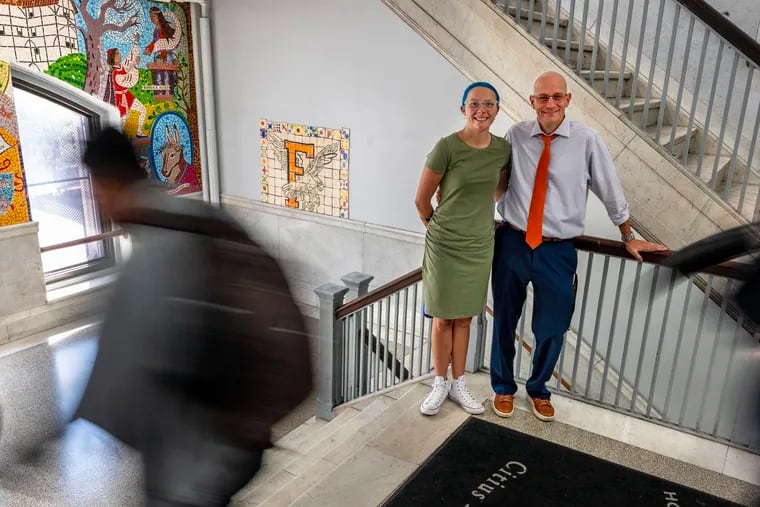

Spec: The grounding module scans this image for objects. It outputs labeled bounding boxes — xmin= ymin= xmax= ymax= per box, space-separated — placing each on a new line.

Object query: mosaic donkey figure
xmin=161 ymin=124 xmax=188 ymax=184
xmin=160 ymin=123 xmax=201 ymax=195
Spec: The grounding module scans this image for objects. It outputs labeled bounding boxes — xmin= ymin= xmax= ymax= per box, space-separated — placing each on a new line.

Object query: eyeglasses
xmin=465 ymin=101 xmax=498 ymax=110
xmin=532 ymin=93 xmax=568 ymax=104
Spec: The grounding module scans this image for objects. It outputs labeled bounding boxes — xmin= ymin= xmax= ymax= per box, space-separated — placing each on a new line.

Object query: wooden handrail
xmin=335 ymin=233 xmax=754 ymax=318
xmin=676 ymin=0 xmax=760 ymax=69
xmin=572 ymin=235 xmax=754 ymax=280
xmin=40 ymin=229 xmax=128 ymax=253
xmin=336 ymin=267 xmax=422 ymax=319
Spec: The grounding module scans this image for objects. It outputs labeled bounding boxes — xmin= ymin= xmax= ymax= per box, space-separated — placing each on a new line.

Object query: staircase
xmin=383 ymin=0 xmax=753 ymax=249
xmin=498 ymin=0 xmax=760 ymax=220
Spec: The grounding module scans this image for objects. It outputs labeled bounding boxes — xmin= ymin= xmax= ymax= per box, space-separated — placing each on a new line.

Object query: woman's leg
xmin=450 ymin=317 xmax=472 ymax=378
xmin=431 ymin=317 xmax=454 ymax=377
xmin=421 ymin=317 xmax=454 ymax=416
xmin=449 ymin=316 xmax=485 ymax=414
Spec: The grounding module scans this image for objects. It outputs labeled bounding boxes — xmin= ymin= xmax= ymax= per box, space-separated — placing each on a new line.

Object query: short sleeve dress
xmin=422 ymin=132 xmax=511 ymax=319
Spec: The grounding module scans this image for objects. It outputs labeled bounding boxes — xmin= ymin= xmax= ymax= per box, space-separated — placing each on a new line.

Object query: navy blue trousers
xmin=490 ymin=226 xmax=577 ymax=399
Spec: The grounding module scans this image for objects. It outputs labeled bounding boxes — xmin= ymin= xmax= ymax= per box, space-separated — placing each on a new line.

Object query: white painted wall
xmin=211 ymin=0 xmax=513 ymax=234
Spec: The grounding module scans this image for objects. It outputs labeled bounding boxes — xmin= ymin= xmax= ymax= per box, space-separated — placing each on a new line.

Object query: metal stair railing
xmin=493 ymin=0 xmax=760 ymax=222
xmin=316 ymin=234 xmax=759 ymax=453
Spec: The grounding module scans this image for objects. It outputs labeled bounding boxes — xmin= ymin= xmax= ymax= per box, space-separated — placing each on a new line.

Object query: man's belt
xmin=499 ymin=221 xmax=571 ymax=243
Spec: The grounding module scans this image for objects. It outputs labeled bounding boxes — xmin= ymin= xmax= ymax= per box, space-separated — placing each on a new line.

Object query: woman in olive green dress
xmin=414 ymin=82 xmax=511 ymax=416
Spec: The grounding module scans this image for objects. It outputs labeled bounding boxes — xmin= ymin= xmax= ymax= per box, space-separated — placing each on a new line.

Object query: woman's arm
xmin=415 ymin=167 xmax=444 ymax=228
xmin=496 ymin=139 xmax=511 ymax=202
xmin=494 ymin=168 xmax=509 ymax=202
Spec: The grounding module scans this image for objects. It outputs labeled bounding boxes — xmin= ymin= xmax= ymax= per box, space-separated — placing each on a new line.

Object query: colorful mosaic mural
xmin=0 ymin=0 xmax=201 ymax=197
xmin=0 ymin=60 xmax=30 ymax=226
xmin=260 ymin=119 xmax=350 ymax=218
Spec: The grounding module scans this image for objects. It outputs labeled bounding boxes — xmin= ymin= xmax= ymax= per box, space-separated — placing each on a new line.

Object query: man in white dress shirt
xmin=490 ymin=71 xmax=666 ymax=422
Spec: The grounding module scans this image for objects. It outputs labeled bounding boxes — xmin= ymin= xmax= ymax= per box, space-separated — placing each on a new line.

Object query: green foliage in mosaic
xmin=173 ymin=53 xmax=191 ymax=113
xmin=131 ymin=68 xmax=156 ymax=105
xmin=45 ymin=53 xmax=87 ymax=90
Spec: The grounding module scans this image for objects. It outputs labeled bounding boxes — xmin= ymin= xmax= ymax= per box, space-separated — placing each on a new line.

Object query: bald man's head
xmin=530 ymin=71 xmax=571 ymax=134
xmin=533 ymin=71 xmax=567 ymax=95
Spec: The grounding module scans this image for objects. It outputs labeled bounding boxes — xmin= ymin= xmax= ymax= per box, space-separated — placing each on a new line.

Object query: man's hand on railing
xmin=624 ymin=238 xmax=668 ymax=262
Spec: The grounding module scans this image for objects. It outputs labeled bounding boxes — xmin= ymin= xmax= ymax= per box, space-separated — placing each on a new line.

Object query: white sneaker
xmin=420 ymin=376 xmax=449 ymax=416
xmin=448 ymin=376 xmax=485 ymax=415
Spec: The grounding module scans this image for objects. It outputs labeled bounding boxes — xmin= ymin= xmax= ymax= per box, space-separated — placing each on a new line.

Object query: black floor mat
xmin=384 ymin=417 xmax=743 ymax=506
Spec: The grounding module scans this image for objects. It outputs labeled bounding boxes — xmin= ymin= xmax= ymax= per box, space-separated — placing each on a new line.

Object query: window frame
xmin=10 ymin=63 xmax=123 ymax=285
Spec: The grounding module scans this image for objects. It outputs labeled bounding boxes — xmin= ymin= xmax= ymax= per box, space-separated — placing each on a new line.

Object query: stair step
xmin=507 ymin=6 xmax=568 ymax=27
xmin=736 ymin=168 xmax=760 ymax=187
xmin=580 ymin=70 xmax=633 ymax=81
xmin=546 ymin=39 xmax=593 ymax=52
xmin=726 ymin=183 xmax=760 ymax=221
xmin=617 ymin=97 xmax=663 ymax=127
xmin=498 ymin=5 xmax=571 ymax=39
xmin=238 ymin=383 xmax=432 ymax=506
xmin=579 ymin=70 xmax=633 ymax=98
xmin=289 ymin=384 xmax=472 ymax=507
xmin=617 ymin=97 xmax=661 ymax=113
xmin=286 ymin=397 xmax=398 ymax=475
xmin=686 ymin=155 xmax=733 ymax=188
xmin=238 ymin=405 xmax=362 ymax=497
xmin=545 ymin=39 xmax=600 ymax=68
xmin=238 ymin=400 xmax=389 ymax=505
xmin=646 ymin=125 xmax=696 ymax=159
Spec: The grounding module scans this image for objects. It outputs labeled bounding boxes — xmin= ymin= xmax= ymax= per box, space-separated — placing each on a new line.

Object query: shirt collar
xmin=530 ymin=117 xmax=571 ymax=138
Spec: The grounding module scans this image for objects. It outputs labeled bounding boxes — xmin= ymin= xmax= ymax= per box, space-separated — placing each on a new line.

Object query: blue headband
xmin=462 ymin=81 xmax=500 ymax=105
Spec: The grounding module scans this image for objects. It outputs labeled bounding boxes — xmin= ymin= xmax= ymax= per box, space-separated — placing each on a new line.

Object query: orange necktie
xmin=525 ymin=134 xmax=555 ymax=249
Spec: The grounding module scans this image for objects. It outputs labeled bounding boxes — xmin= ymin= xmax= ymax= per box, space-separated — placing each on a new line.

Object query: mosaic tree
xmin=70 ymin=0 xmax=143 ymax=98
xmin=45 ymin=53 xmax=87 ymax=90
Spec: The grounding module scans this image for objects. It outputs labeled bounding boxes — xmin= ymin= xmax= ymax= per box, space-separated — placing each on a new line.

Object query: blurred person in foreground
xmin=665 ymin=222 xmax=760 ymax=325
xmin=665 ymin=223 xmax=760 ymax=503
xmin=75 ymin=127 xmax=312 ymax=506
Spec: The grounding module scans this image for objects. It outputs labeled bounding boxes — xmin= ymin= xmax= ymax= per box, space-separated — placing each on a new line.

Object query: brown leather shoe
xmin=531 ymin=397 xmax=555 ymax=421
xmin=492 ymin=394 xmax=514 ymax=418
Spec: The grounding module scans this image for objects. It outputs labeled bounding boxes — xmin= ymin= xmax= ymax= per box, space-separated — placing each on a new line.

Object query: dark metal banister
xmin=335 ymin=233 xmax=754 ymax=318
xmin=676 ymin=0 xmax=760 ymax=68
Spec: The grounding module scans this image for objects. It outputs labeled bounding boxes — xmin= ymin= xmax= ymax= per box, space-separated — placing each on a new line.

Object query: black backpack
xmin=123 ymin=203 xmax=313 ymax=446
